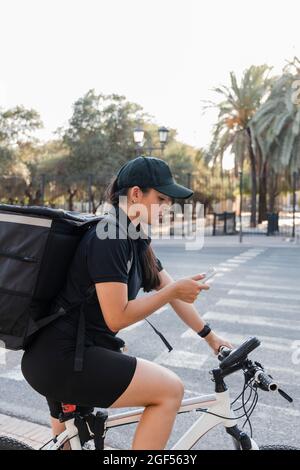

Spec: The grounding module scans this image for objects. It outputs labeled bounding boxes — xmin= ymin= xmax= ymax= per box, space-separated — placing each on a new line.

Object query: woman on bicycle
xmin=21 ymin=155 xmax=232 ymax=450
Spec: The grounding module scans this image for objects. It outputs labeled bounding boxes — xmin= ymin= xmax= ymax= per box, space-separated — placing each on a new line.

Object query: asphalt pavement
xmin=0 ymin=235 xmax=299 ymax=449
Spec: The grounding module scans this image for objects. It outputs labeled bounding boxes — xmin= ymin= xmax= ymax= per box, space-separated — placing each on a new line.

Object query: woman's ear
xmin=130 ymin=186 xmax=141 ymax=202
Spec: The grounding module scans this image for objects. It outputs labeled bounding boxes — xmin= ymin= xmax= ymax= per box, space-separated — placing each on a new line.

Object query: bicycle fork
xmin=226 ymin=425 xmax=259 ymax=450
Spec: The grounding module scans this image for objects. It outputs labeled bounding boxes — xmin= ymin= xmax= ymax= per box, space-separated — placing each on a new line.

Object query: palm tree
xmin=204 ymin=65 xmax=273 ymax=226
xmin=249 ymin=57 xmax=300 ymax=221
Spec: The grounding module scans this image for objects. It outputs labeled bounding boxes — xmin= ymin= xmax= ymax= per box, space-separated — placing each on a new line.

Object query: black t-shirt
xmin=52 ymin=206 xmax=163 ymax=350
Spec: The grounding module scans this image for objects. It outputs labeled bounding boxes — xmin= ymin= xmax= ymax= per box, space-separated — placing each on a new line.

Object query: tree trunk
xmin=68 ymin=188 xmax=77 ymax=211
xmin=269 ymin=170 xmax=278 ymax=213
xmin=247 ymin=127 xmax=257 ymax=228
xmin=258 ymin=163 xmax=267 ymax=223
xmin=25 ymin=184 xmax=43 ymax=206
xmin=249 ymin=148 xmax=257 ymax=227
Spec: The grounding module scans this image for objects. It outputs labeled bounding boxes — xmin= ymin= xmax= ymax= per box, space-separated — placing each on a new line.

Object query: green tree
xmin=204 ymin=65 xmax=273 ymax=226
xmin=0 ymin=105 xmax=43 ymax=203
xmin=63 ymin=89 xmax=145 ymax=178
xmin=249 ymin=58 xmax=300 ymax=220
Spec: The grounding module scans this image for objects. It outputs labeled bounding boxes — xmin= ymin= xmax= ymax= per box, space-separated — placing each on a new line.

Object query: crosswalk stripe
xmin=216 ymin=298 xmax=299 ymax=313
xmin=154 ymin=350 xmax=208 ymax=369
xmin=255 ymin=267 xmax=284 ymax=272
xmin=0 ymin=364 xmax=24 ymax=381
xmin=236 ymin=282 xmax=298 ymax=292
xmin=245 ymin=275 xmax=300 ymax=285
xmin=215 ymin=267 xmax=233 ymax=272
xmin=223 ymin=259 xmax=248 ymax=264
xmin=257 ymin=402 xmax=300 ymax=418
xmin=235 ymin=253 xmax=261 ymax=258
xmin=121 ymin=306 xmax=168 ymax=332
xmin=203 ymin=311 xmax=300 ymax=331
xmin=264 ymin=366 xmax=300 ymax=378
xmin=0 ymin=348 xmax=8 ymax=366
xmin=246 ymin=270 xmax=279 ymax=276
xmin=181 ymin=329 xmax=294 ymax=352
xmin=228 ymin=289 xmax=300 ymax=302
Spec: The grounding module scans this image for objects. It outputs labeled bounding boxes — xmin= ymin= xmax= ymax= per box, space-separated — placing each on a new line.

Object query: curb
xmin=0 ymin=412 xmax=115 ymax=450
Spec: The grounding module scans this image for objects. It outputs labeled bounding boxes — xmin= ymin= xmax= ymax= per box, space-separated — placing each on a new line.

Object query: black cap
xmin=116 ymin=156 xmax=193 ymax=199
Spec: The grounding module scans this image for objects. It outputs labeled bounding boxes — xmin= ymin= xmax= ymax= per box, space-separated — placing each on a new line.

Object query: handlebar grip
xmin=256 ymin=372 xmax=278 ymax=391
xmin=217 ymin=346 xmax=232 ymax=361
xmin=219 ymin=337 xmax=260 ymax=370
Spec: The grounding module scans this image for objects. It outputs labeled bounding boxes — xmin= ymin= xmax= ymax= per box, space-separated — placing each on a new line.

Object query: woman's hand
xmin=204 ymin=331 xmax=233 ymax=355
xmin=172 ymin=274 xmax=210 ymax=303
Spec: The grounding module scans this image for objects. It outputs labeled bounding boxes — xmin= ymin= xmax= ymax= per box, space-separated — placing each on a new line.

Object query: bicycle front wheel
xmin=0 ymin=436 xmax=34 ymax=450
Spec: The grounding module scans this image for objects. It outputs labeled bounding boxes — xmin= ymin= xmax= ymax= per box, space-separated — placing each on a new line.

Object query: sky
xmin=0 ymin=0 xmax=299 ymax=151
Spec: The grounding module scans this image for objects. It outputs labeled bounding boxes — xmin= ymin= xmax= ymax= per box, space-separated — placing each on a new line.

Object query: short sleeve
xmin=156 ymin=256 xmax=164 ymax=272
xmin=86 ymin=234 xmax=131 ymax=284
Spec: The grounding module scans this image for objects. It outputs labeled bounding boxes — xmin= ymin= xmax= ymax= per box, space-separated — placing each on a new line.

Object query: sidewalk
xmin=0 ymin=413 xmax=115 ymax=450
xmin=152 ymin=233 xmax=300 ymax=248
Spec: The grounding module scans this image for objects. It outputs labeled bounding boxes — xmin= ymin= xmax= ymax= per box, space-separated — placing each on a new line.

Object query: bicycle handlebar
xmin=216 ymin=337 xmax=293 ymax=403
xmin=218 ymin=336 xmax=261 ymax=370
xmin=255 ymin=371 xmax=278 ymax=391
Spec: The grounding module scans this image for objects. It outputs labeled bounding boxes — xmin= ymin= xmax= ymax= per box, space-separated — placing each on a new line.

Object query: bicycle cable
xmin=197 ymin=374 xmax=260 ymax=433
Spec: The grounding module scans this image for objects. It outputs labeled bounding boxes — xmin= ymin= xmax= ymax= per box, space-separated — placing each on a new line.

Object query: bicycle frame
xmin=42 ymin=388 xmax=259 ymax=450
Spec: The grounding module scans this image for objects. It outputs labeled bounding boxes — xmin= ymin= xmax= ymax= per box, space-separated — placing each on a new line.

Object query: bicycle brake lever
xmin=278 ymin=388 xmax=293 ymax=403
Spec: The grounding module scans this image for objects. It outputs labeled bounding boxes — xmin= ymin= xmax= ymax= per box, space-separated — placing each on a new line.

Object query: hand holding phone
xmin=201 ymin=266 xmax=217 ymax=283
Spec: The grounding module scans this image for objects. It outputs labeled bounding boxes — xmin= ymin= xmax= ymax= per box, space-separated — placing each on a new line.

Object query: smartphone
xmin=201 ymin=266 xmax=217 ymax=283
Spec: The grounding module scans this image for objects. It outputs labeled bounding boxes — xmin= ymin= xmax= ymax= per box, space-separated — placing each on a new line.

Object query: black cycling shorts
xmin=21 ymin=322 xmax=137 ymax=419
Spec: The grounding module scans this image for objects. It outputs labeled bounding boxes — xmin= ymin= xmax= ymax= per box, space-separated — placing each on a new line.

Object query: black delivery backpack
xmin=0 ymin=204 xmax=103 ymax=358
xmin=0 ymin=203 xmax=173 ymax=372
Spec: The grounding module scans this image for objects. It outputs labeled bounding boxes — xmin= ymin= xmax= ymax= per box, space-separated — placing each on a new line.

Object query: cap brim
xmin=153 ymin=182 xmax=193 ymax=199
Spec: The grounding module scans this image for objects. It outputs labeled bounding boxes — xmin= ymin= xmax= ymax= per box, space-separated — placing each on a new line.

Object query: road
xmin=0 ymin=239 xmax=300 ymax=449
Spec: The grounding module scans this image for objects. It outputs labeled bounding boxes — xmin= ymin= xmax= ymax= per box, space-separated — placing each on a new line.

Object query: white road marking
xmin=215 ymin=267 xmax=233 ymax=272
xmin=221 ymin=259 xmax=247 ymax=264
xmin=181 ymin=329 xmax=294 ymax=353
xmin=265 ymin=365 xmax=300 ymax=378
xmin=154 ymin=350 xmax=208 ymax=369
xmin=228 ymin=289 xmax=300 ymax=302
xmin=255 ymin=265 xmax=279 ymax=270
xmin=121 ymin=306 xmax=168 ymax=332
xmin=236 ymin=282 xmax=298 ymax=292
xmin=0 ymin=347 xmax=8 ymax=366
xmin=216 ymin=298 xmax=299 ymax=313
xmin=0 ymin=364 xmax=24 ymax=381
xmin=203 ymin=311 xmax=300 ymax=331
xmin=257 ymin=402 xmax=300 ymax=418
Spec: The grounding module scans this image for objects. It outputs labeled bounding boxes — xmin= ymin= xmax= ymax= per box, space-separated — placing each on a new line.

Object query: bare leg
xmin=109 ymin=357 xmax=184 ymax=450
xmin=50 ymin=417 xmax=71 ymax=450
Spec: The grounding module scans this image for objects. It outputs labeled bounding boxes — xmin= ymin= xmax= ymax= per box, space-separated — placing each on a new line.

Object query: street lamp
xmin=133 ymin=126 xmax=169 ymax=157
xmin=238 ymin=163 xmax=244 ymax=243
xmin=292 ymin=170 xmax=298 ymax=238
xmin=133 ymin=127 xmax=144 ymax=148
xmin=158 ymin=126 xmax=169 ymax=147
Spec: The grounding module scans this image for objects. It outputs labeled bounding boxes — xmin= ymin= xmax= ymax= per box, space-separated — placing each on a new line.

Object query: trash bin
xmin=266 ymin=212 xmax=279 ymax=235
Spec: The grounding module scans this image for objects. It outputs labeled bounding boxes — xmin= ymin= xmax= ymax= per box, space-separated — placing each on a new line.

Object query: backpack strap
xmin=144 ymin=319 xmax=173 ymax=352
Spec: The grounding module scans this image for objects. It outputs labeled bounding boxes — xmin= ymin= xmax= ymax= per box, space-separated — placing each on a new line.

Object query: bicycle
xmin=0 ymin=336 xmax=299 ymax=450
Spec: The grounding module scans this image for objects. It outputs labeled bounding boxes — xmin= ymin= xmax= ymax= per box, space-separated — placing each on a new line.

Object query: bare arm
xmin=95 ymin=281 xmax=175 ymax=332
xmin=95 ymin=271 xmax=208 ymax=333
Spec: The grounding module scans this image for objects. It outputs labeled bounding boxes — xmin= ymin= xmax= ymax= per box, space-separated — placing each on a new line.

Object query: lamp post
xmin=133 ymin=126 xmax=169 ymax=157
xmin=292 ymin=170 xmax=297 ymax=238
xmin=239 ymin=167 xmax=244 ymax=243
